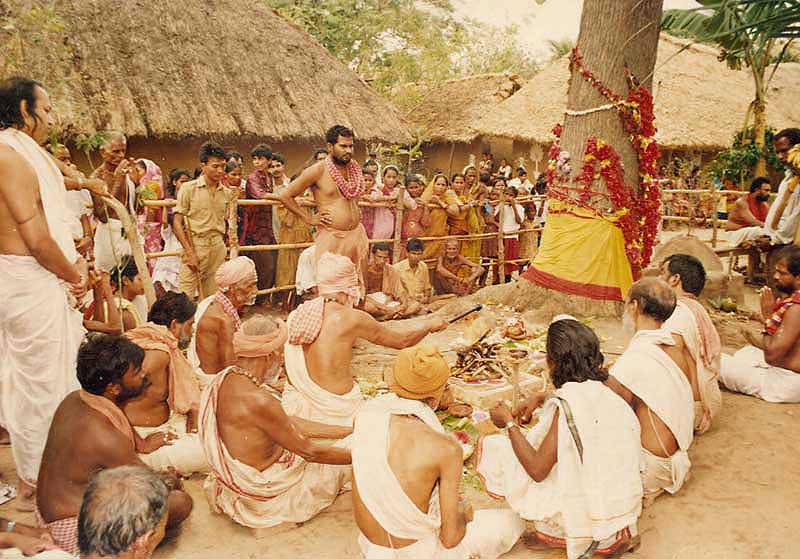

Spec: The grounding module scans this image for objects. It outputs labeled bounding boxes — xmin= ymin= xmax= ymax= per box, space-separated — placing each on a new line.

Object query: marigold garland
xmin=545 ymin=47 xmax=661 ymax=278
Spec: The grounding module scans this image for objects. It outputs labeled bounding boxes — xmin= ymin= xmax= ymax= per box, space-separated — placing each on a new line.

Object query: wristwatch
xmin=5 ymin=519 xmax=15 ymax=533
xmin=504 ymin=420 xmax=516 ymax=432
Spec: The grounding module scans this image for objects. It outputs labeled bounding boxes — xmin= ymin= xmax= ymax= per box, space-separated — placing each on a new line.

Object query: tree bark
xmin=560 ymin=0 xmax=663 ymax=206
xmin=752 ymin=96 xmax=767 ymax=178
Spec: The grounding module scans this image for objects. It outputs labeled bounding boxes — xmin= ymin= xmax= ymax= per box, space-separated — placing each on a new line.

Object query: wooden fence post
xmin=496 ymin=198 xmax=505 ymax=284
xmin=710 ymin=185 xmax=719 ymax=248
xmin=392 ymin=189 xmax=405 ymax=262
xmin=228 ymin=196 xmax=240 ymax=259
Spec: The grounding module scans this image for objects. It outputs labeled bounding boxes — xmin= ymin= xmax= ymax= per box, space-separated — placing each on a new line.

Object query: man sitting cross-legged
xmin=393 ymin=238 xmax=455 ymax=314
xmin=283 ymin=251 xmax=448 ymax=430
xmin=434 ymin=240 xmax=484 ymax=296
xmin=122 ymin=292 xmax=208 ymax=476
xmin=352 ymin=345 xmax=524 ymax=559
xmin=660 ymin=254 xmax=723 ymax=434
xmin=606 ymin=278 xmax=695 ymax=508
xmin=721 ymin=245 xmax=800 ymax=402
xmin=200 ymin=315 xmax=352 ymax=529
xmin=363 ymin=242 xmax=419 ymax=320
xmin=36 ymin=334 xmax=192 ymax=554
xmin=477 ymin=319 xmax=642 ymax=559
xmin=188 ymin=256 xmax=258 ymax=389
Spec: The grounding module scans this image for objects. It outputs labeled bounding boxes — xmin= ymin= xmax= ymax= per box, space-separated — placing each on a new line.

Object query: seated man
xmin=478 ymin=319 xmax=642 ymax=559
xmin=283 ymin=251 xmax=448 ymax=429
xmin=84 ymin=259 xmax=145 ymax=331
xmin=394 ymin=238 xmax=455 ymax=314
xmin=724 ymin=177 xmax=771 ymax=232
xmin=364 ymin=242 xmax=419 ymax=320
xmin=435 ymin=240 xmax=483 ymax=296
xmin=660 ymin=255 xmax=723 ymax=434
xmin=122 ymin=292 xmax=208 ymax=475
xmin=607 ymin=278 xmax=695 ymax=507
xmin=188 ymin=256 xmax=258 ymax=388
xmin=721 ymin=246 xmax=800 ymax=402
xmin=36 ymin=334 xmax=192 ymax=554
xmin=353 ymin=345 xmax=524 ymax=559
xmin=727 ymin=128 xmax=800 ymax=247
xmin=200 ymin=315 xmax=352 ymax=529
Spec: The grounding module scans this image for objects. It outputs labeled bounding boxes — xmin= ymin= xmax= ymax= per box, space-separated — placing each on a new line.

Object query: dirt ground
xmin=1 ymin=228 xmax=797 ymax=558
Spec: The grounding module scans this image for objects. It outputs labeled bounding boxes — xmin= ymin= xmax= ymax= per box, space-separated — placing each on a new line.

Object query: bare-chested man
xmin=721 ymin=245 xmax=800 ymax=402
xmin=0 ymin=77 xmax=88 ymax=510
xmin=276 ymin=124 xmax=369 ymax=290
xmin=188 ymin=256 xmax=258 ymax=389
xmin=283 ymin=251 xmax=448 ymax=429
xmin=435 ymin=239 xmax=484 ymax=296
xmin=123 ymin=292 xmax=208 ymax=475
xmin=201 ymin=315 xmax=352 ymax=529
xmin=89 ymin=130 xmax=138 ymax=272
xmin=353 ymin=345 xmax=524 ymax=558
xmin=37 ymin=334 xmax=192 ymax=554
xmin=364 ymin=242 xmax=419 ymax=320
xmin=606 ymin=278 xmax=695 ymax=507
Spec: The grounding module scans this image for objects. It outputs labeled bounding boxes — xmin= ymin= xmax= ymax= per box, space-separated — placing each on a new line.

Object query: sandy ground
xmin=1 ymin=226 xmax=797 ymax=558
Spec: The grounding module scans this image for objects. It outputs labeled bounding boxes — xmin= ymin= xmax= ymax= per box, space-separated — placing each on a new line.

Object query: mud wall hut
xmin=1 ymin=0 xmax=412 ymax=175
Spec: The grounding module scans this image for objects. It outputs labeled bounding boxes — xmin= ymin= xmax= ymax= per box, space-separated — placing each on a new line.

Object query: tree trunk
xmin=473 ymin=0 xmax=664 ymax=318
xmin=752 ymin=96 xmax=767 ymax=178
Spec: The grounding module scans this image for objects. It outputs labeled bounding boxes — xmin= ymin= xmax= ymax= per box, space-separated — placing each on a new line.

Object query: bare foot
xmin=15 ymin=481 xmax=35 ymax=512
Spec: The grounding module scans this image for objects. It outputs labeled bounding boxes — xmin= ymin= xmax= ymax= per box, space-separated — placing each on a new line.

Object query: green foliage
xmin=266 ymin=0 xmax=537 ymax=95
xmin=547 ymin=38 xmax=575 ymax=61
xmin=74 ymin=131 xmax=109 ymax=169
xmin=707 ymin=126 xmax=783 ymax=185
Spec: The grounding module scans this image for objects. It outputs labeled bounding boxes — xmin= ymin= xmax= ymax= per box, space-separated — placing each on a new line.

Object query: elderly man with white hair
xmin=282 ymin=251 xmax=448 ymax=429
xmin=187 ymin=256 xmax=258 ymax=389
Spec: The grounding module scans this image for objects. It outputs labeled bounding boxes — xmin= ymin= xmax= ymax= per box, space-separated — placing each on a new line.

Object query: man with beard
xmin=721 ymin=246 xmax=800 ymax=402
xmin=89 ymin=131 xmax=137 ymax=272
xmin=276 ymin=125 xmax=369 ymax=293
xmin=122 ymin=292 xmax=208 ymax=475
xmin=36 ymin=334 xmax=193 ymax=554
xmin=725 ymin=177 xmax=772 ymax=232
xmin=728 ymin=129 xmax=800 ymax=247
xmin=187 ymin=256 xmax=258 ymax=389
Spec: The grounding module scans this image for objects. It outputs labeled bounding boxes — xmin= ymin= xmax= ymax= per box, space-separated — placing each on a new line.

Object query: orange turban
xmin=233 ymin=318 xmax=287 ymax=358
xmin=215 ymin=256 xmax=256 ymax=292
xmin=316 ymin=252 xmax=360 ymax=304
xmin=390 ymin=345 xmax=450 ymax=401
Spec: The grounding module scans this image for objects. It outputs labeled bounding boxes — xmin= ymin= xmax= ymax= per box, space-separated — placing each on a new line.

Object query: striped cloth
xmin=36 ymin=508 xmax=78 ymax=555
xmin=763 ymin=291 xmax=800 ymax=336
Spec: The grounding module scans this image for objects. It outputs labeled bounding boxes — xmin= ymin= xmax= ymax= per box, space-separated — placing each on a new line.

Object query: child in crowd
xmin=495 ymin=184 xmax=525 ymax=282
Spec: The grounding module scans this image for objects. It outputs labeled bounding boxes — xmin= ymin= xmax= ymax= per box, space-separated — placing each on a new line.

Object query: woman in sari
xmin=420 ymin=173 xmax=457 ymax=261
xmin=133 ymin=159 xmax=164 ymax=272
xmin=151 ymin=168 xmax=190 ymax=296
xmin=462 ymin=165 xmax=484 ymax=261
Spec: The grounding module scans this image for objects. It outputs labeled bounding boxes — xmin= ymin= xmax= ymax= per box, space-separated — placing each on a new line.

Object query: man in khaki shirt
xmin=174 ymin=142 xmax=233 ymax=298
xmin=393 ymin=238 xmax=454 ymax=313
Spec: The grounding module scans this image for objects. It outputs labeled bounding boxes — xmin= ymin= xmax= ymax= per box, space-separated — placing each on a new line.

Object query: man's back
xmin=37 ymin=392 xmax=133 ymax=521
xmin=196 ymin=302 xmax=235 ymax=375
xmin=302 ymin=302 xmax=361 ymax=395
xmin=353 ymin=415 xmax=457 ymax=548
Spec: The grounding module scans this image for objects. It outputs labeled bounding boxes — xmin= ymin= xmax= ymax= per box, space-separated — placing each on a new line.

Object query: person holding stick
xmin=174 ymin=142 xmax=234 ymax=299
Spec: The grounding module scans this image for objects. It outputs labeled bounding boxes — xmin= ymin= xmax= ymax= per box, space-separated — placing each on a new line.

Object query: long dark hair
xmin=546 ymin=320 xmax=608 ymax=388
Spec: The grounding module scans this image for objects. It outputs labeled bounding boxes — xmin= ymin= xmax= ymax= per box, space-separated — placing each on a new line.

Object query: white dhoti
xmin=281 ymin=336 xmax=363 ymax=428
xmin=477 ymin=381 xmax=642 ymax=559
xmin=200 ymin=368 xmax=349 ymax=528
xmin=354 ymin=394 xmax=523 ymax=559
xmin=720 ymin=345 xmax=800 ymax=403
xmin=611 ymin=330 xmax=695 ymax=501
xmin=188 ymin=295 xmax=218 ymax=390
xmin=134 ymin=413 xmax=208 ymax=475
xmin=151 ymin=225 xmax=181 ymax=292
xmin=93 ymin=218 xmax=132 ymax=272
xmin=726 ymin=225 xmax=769 ymax=247
xmin=0 ymin=256 xmax=84 ymax=485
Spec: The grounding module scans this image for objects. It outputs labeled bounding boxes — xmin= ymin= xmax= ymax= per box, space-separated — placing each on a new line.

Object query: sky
xmin=455 ymin=0 xmax=702 ymax=61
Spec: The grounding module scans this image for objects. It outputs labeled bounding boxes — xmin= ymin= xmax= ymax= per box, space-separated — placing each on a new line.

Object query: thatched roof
xmin=395 ymin=74 xmax=524 ymax=143
xmin=481 ymin=34 xmax=800 ymax=150
xmin=0 ymin=0 xmax=412 ymax=144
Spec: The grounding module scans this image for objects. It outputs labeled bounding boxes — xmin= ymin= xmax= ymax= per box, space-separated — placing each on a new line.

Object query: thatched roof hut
xmin=481 ymin=34 xmax=800 ymax=151
xmin=396 ymin=73 xmax=524 ymax=143
xmin=1 ymin=0 xmax=412 ymax=146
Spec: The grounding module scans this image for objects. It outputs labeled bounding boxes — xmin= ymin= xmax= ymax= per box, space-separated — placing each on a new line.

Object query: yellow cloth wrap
xmin=390 ymin=345 xmax=450 ymax=401
xmin=523 ymin=200 xmax=633 ymax=301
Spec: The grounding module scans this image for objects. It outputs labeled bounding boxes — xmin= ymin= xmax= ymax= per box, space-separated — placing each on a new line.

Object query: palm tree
xmin=662 ymin=0 xmax=799 ymax=176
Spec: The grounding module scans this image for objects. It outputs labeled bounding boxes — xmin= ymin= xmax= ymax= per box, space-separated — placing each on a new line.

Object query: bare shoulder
xmin=416 ymin=422 xmax=462 ymax=462
xmin=0 ymin=143 xmax=35 ymax=179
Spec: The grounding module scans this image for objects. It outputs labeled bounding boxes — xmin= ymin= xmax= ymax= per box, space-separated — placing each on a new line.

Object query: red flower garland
xmin=545 ymin=48 xmax=661 ymax=278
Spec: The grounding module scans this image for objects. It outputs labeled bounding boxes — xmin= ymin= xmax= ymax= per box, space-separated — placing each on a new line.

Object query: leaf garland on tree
xmin=545 ymin=48 xmax=661 ymax=279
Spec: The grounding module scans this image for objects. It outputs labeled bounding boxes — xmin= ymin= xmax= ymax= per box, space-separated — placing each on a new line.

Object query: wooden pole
xmin=447 ymin=142 xmax=456 ymax=176
xmin=710 ymin=184 xmax=719 ymax=248
xmin=228 ymin=196 xmax=240 ymax=259
xmin=497 ymin=197 xmax=506 ymax=284
xmin=392 ymin=188 xmax=405 ymax=262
